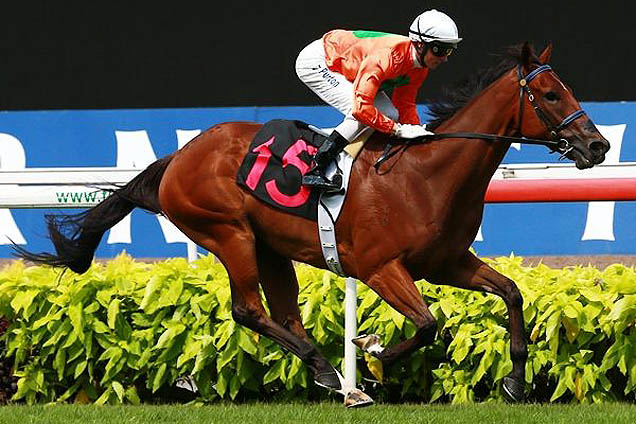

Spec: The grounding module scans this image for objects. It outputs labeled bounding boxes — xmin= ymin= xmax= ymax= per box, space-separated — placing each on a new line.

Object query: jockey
xmin=295 ymin=9 xmax=461 ymax=191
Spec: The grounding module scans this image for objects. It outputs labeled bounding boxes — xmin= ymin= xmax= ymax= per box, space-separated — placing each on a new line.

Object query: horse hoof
xmin=502 ymin=376 xmax=525 ymax=403
xmin=344 ymin=388 xmax=374 ymax=408
xmin=352 ymin=334 xmax=384 ymax=355
xmin=314 ymin=370 xmax=342 ymax=391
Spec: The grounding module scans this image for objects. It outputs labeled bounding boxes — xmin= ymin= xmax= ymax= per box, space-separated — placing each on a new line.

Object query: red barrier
xmin=485 ymin=178 xmax=636 ymax=203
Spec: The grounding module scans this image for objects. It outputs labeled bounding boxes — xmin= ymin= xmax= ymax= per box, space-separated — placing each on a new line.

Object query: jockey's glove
xmin=391 ymin=123 xmax=434 ymax=139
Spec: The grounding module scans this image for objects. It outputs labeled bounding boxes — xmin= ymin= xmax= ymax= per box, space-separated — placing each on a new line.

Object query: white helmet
xmin=409 ymin=9 xmax=462 ymax=44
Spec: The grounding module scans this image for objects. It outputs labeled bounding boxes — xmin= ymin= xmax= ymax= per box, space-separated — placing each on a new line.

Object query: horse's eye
xmin=545 ymin=91 xmax=560 ymax=102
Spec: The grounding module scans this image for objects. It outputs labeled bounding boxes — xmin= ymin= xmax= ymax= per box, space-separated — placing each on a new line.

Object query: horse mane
xmin=426 ymin=44 xmax=536 ymax=130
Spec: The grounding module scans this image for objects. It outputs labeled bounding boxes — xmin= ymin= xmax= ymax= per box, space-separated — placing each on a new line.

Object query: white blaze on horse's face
xmin=556 ymin=79 xmax=568 ymax=92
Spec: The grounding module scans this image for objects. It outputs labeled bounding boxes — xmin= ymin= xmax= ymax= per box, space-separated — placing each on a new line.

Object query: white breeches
xmin=295 ymin=39 xmax=398 ymax=141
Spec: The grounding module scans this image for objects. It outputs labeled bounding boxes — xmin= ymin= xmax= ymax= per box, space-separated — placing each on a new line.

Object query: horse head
xmin=515 ymin=42 xmax=610 ymax=169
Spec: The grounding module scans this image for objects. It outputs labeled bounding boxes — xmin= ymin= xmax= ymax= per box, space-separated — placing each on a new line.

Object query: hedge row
xmin=0 ymin=253 xmax=635 ymax=404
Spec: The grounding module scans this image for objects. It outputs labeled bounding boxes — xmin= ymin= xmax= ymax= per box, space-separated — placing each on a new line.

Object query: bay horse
xmin=16 ymin=43 xmax=609 ymax=403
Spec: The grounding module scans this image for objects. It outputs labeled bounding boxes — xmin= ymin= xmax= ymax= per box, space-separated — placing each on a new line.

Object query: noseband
xmin=517 ymin=64 xmax=586 ymax=156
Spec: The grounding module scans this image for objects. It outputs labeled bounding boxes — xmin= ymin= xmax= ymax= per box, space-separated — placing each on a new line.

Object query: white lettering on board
xmin=176 ymin=129 xmax=201 ymax=149
xmin=475 ymin=124 xmax=627 ymax=244
xmin=107 ymin=130 xmax=200 ymax=245
xmin=0 ymin=133 xmax=27 ymax=245
xmin=581 ymin=124 xmax=627 ymax=241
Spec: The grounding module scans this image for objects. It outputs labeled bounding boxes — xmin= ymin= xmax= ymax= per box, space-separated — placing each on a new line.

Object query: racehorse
xmin=16 ymin=43 xmax=609 ymax=404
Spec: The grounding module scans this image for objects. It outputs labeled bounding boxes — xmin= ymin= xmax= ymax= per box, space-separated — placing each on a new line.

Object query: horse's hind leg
xmin=255 ymin=241 xmax=310 ymax=342
xmin=191 ymin=225 xmax=342 ymax=390
xmin=357 ymin=259 xmax=438 ymax=367
xmin=440 ymin=251 xmax=527 ymax=402
xmin=256 ymin=242 xmax=374 ymax=407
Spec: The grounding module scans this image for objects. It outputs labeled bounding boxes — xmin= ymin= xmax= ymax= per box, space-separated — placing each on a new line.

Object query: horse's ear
xmin=538 ymin=43 xmax=553 ymax=64
xmin=520 ymin=42 xmax=535 ymax=69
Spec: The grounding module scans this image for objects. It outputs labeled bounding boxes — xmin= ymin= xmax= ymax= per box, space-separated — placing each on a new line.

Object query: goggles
xmin=428 ymin=42 xmax=456 ymax=57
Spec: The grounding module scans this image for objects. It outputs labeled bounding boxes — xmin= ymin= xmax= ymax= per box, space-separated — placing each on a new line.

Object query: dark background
xmin=2 ymin=2 xmax=633 ymax=110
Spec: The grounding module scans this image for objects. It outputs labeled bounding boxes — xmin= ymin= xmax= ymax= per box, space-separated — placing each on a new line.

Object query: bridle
xmin=515 ymin=64 xmax=586 ymax=158
xmin=374 ymin=62 xmax=588 ymax=171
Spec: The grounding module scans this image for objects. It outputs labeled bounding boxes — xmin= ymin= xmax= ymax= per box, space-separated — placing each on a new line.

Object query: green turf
xmin=0 ymin=403 xmax=634 ymax=424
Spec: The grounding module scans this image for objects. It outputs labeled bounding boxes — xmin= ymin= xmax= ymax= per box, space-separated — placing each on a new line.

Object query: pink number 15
xmin=245 ymin=136 xmax=317 ymax=207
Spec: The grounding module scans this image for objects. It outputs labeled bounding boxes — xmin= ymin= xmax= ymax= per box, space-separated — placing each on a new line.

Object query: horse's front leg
xmin=356 ymin=259 xmax=438 ymax=367
xmin=439 ymin=251 xmax=527 ymax=402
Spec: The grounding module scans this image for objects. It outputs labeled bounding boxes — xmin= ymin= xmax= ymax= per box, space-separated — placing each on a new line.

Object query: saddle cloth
xmin=236 ymin=119 xmax=369 ymax=221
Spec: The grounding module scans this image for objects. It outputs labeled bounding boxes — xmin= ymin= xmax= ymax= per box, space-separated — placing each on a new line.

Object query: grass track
xmin=0 ymin=403 xmax=634 ymax=424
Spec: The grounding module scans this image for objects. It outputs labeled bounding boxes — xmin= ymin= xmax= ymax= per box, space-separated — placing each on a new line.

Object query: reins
xmin=374 ymin=132 xmax=564 ymax=171
xmin=374 ymin=63 xmax=587 ymax=172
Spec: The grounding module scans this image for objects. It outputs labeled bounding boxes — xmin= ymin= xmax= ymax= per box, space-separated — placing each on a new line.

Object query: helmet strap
xmin=414 ymin=42 xmax=427 ymax=66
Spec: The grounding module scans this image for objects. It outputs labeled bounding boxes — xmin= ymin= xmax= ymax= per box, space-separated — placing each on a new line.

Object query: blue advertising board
xmin=0 ymin=103 xmax=634 ymax=259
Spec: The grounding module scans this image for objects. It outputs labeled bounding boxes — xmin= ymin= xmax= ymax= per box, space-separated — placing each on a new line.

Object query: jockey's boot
xmin=302 ymin=130 xmax=349 ymax=192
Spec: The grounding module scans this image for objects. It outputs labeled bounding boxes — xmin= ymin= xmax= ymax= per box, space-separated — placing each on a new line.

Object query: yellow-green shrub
xmin=0 ymin=253 xmax=634 ymax=404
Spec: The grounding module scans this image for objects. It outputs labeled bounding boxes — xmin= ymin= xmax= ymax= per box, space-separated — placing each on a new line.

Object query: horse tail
xmin=13 ymin=154 xmax=174 ymax=274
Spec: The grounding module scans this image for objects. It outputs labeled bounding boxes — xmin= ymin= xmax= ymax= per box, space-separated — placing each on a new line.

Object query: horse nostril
xmin=589 ymin=140 xmax=609 ymax=155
